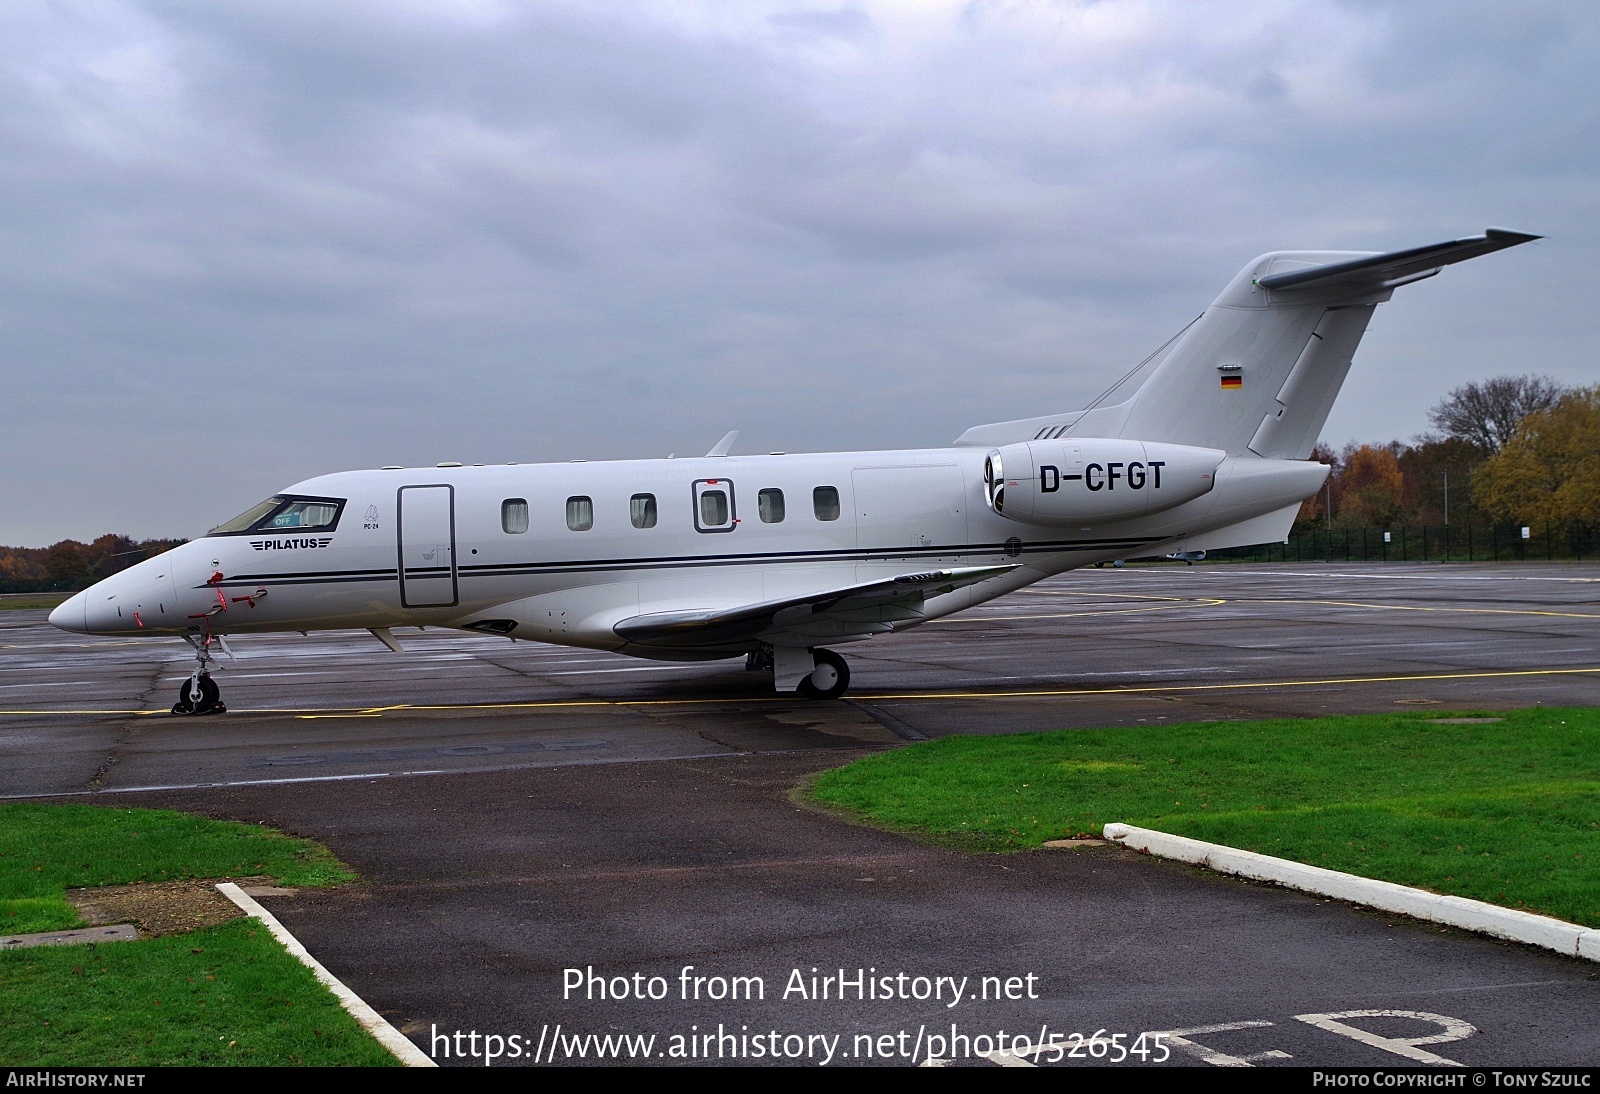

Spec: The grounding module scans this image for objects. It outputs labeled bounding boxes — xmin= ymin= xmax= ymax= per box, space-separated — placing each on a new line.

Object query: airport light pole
xmin=1324 ymin=482 xmax=1333 ymax=563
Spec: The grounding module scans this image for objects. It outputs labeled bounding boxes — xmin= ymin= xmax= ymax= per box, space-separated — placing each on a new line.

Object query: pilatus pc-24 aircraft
xmin=52 ymin=229 xmax=1538 ymax=714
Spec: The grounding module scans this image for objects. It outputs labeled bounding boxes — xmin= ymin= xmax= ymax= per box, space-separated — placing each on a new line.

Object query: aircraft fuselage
xmin=49 ymin=444 xmax=1322 ymax=658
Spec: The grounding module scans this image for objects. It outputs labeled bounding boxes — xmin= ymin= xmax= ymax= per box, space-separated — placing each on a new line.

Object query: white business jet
xmin=51 ymin=229 xmax=1537 ymax=714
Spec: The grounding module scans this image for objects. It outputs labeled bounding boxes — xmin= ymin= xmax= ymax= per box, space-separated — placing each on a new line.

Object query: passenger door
xmin=397 ymin=485 xmax=458 ymax=608
xmin=693 ymin=478 xmax=737 ymax=533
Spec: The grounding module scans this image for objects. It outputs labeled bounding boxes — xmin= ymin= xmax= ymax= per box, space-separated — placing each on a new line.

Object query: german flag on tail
xmin=1220 ymin=374 xmax=1243 ymax=390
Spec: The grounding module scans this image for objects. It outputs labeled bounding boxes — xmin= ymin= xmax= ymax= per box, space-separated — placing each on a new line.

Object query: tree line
xmin=0 ymin=535 xmax=187 ymax=594
xmin=1298 ymin=376 xmax=1598 ymax=532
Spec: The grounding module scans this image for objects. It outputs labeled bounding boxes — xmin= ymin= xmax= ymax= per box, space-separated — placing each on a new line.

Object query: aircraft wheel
xmin=796 ymin=649 xmax=850 ymax=700
xmin=171 ymin=674 xmax=225 ymax=716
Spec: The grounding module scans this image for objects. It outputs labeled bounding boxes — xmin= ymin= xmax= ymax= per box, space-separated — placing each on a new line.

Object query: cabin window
xmin=501 ymin=498 xmax=529 ymax=534
xmin=565 ymin=496 xmax=594 ymax=532
xmin=813 ymin=486 xmax=840 ymax=521
xmin=700 ymin=490 xmax=728 ymax=526
xmin=758 ymin=488 xmax=785 ymax=524
xmin=630 ymin=493 xmax=658 ymax=529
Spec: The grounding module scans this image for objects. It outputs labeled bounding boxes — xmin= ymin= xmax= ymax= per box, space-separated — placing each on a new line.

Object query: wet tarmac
xmin=4 ymin=562 xmax=1598 ymax=1066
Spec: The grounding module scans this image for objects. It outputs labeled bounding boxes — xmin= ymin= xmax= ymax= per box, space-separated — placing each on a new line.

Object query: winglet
xmin=1256 ymin=228 xmax=1541 ymax=293
xmin=705 ymin=431 xmax=739 ymax=457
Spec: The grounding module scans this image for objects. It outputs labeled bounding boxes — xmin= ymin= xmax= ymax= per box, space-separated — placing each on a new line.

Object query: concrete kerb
xmin=1102 ymin=823 xmax=1600 ymax=963
xmin=215 ymin=882 xmax=436 ymax=1067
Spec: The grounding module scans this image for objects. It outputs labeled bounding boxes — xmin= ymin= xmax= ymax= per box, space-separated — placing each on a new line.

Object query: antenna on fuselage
xmin=705 ymin=431 xmax=739 ymax=457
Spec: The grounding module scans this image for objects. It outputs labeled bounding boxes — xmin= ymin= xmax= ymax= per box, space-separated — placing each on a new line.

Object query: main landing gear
xmin=172 ymin=633 xmax=227 ymax=716
xmin=797 ymin=648 xmax=850 ymax=700
xmin=751 ymin=645 xmax=851 ymax=700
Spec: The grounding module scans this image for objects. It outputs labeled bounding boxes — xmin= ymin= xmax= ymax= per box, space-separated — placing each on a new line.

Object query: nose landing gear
xmin=172 ymin=673 xmax=223 ymax=715
xmin=172 ymin=632 xmax=227 ymax=716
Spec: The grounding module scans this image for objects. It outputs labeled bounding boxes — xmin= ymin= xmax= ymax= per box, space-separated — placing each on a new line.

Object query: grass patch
xmin=1 ymin=804 xmax=354 ymax=934
xmin=0 ymin=594 xmax=71 ymax=611
xmin=0 ymin=804 xmax=387 ymax=1065
xmin=1 ymin=919 xmax=398 ymax=1065
xmin=809 ymin=706 xmax=1600 ymax=927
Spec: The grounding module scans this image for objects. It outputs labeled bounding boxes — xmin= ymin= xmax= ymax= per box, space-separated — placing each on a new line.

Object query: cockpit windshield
xmin=208 ymin=495 xmax=346 ymax=536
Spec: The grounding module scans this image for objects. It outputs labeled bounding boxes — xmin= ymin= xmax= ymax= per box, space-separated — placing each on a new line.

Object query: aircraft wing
xmin=613 ymin=565 xmax=1017 ymax=650
xmin=1257 ymin=228 xmax=1540 ymax=293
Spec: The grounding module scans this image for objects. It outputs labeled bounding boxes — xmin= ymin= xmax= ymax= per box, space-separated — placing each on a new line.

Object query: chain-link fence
xmin=1209 ymin=522 xmax=1600 ymax=563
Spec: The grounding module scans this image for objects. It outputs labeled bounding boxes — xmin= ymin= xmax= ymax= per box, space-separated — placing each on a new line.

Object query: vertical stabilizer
xmin=1114 ymin=229 xmax=1539 ymax=456
xmin=1114 ymin=262 xmax=1370 ymax=457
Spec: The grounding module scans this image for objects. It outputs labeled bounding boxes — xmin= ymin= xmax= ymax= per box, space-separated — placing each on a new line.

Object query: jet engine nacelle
xmin=983 ymin=438 xmax=1226 ymax=525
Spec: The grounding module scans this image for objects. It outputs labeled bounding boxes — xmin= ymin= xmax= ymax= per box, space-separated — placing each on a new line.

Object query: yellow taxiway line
xmin=943 ymin=591 xmax=1600 ymax=622
xmin=4 ymin=664 xmax=1599 ymax=718
xmin=933 ymin=599 xmax=1226 ymax=622
xmin=863 ymin=664 xmax=1600 ymax=701
xmin=1242 ymin=597 xmax=1600 ymax=620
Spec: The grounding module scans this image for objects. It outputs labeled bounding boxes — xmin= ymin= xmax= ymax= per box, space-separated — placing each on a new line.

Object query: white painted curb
xmin=1102 ymin=823 xmax=1600 ymax=963
xmin=216 ymin=883 xmax=436 ymax=1067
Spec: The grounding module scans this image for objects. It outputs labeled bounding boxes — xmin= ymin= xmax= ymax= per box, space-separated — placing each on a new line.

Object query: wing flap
xmin=1256 ymin=228 xmax=1539 ymax=293
xmin=613 ymin=565 xmax=1017 ymax=650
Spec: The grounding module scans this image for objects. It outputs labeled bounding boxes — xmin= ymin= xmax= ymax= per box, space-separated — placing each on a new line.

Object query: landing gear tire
xmin=796 ymin=649 xmax=850 ymax=700
xmin=171 ymin=674 xmax=225 ymax=716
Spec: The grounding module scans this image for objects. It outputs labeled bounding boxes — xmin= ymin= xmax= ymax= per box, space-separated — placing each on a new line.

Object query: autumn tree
xmin=42 ymin=542 xmax=93 ymax=589
xmin=1473 ymin=386 xmax=1600 ymax=525
xmin=1397 ymin=436 xmax=1487 ymax=525
xmin=1427 ymin=374 xmax=1568 ymax=453
xmin=1337 ymin=444 xmax=1406 ymax=528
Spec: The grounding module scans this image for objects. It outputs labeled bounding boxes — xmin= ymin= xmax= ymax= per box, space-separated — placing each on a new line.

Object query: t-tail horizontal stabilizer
xmin=1255 ymin=228 xmax=1540 ymax=293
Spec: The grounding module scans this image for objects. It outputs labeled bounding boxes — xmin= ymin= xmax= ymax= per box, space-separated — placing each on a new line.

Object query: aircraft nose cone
xmin=48 ymin=591 xmax=88 ymax=633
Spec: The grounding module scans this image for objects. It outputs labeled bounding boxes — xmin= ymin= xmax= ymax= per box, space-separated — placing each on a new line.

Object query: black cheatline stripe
xmin=457 ymin=536 xmax=1162 ymax=576
xmin=220 ymin=566 xmax=396 ymax=583
xmin=1021 ymin=544 xmax=1150 ymax=555
xmin=215 ymin=537 xmax=1164 ymax=589
xmin=216 ymin=574 xmax=397 ymax=588
xmin=468 ymin=542 xmax=1158 ymax=578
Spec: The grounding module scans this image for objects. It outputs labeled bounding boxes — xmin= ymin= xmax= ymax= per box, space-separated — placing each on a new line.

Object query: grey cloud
xmin=1 ymin=0 xmax=1595 ymax=544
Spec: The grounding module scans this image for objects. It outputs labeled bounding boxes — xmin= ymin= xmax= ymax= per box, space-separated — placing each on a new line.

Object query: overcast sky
xmin=2 ymin=0 xmax=1595 ymax=545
